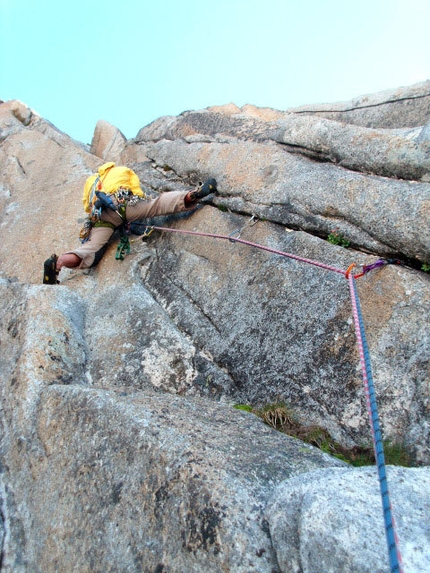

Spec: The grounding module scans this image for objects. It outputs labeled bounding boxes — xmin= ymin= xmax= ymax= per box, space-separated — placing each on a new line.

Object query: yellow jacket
xmin=82 ymin=162 xmax=145 ymax=213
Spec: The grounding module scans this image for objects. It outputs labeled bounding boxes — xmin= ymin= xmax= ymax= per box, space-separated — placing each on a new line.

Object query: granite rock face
xmin=266 ymin=466 xmax=430 ymax=573
xmin=1 ymin=83 xmax=429 ymax=572
xmin=286 ymin=80 xmax=430 ymax=128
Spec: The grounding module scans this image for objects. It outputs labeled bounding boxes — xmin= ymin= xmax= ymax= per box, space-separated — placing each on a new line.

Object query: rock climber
xmin=43 ymin=162 xmax=217 ymax=284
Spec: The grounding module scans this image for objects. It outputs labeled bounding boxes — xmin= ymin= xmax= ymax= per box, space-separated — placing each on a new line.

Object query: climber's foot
xmin=43 ymin=254 xmax=59 ymax=284
xmin=188 ymin=178 xmax=217 ymax=202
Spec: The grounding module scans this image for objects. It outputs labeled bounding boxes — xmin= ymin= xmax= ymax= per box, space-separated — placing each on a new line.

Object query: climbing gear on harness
xmin=115 ymin=187 xmax=141 ymax=207
xmin=115 ymin=235 xmax=131 ymax=260
xmin=186 ymin=178 xmax=217 ymax=203
xmin=79 ymin=218 xmax=93 ymax=243
xmin=80 ymin=193 xmax=126 ymax=243
xmin=88 ymin=175 xmax=103 ymax=222
xmin=90 ymin=190 xmax=122 ymax=223
xmin=43 ymin=254 xmax=59 ymax=284
xmin=81 ymin=202 xmax=131 ymax=259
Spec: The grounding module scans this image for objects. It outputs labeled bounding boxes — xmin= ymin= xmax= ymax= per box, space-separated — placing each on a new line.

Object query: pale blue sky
xmin=1 ymin=0 xmax=429 ymax=144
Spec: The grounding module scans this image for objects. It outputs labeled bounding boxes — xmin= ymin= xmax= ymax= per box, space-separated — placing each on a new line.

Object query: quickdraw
xmin=115 ymin=235 xmax=131 ymax=260
xmin=89 ymin=176 xmax=103 ymax=222
xmin=228 ymin=214 xmax=259 ymax=242
xmin=79 ymin=218 xmax=93 ymax=243
xmin=347 ymin=259 xmax=404 ymax=279
xmin=130 ymin=226 xmax=155 ymax=242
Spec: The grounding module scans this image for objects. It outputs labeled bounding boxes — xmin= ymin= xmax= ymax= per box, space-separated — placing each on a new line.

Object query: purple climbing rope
xmin=150 ymin=225 xmax=346 ymax=275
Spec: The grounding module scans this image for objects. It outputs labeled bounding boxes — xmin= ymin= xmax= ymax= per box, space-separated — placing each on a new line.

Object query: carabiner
xmin=228 ymin=229 xmax=242 ymax=242
xmin=130 ymin=226 xmax=155 ymax=243
xmin=228 ymin=215 xmax=259 ymax=242
xmin=140 ymin=226 xmax=155 ymax=240
xmin=248 ymin=214 xmax=258 ymax=227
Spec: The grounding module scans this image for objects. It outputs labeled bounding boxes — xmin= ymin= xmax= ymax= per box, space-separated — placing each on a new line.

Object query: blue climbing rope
xmin=139 ymin=223 xmax=406 ymax=570
xmin=348 ymin=274 xmax=404 ymax=573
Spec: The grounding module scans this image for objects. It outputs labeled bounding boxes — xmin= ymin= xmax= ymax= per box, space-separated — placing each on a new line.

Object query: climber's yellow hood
xmin=82 ymin=162 xmax=145 ymax=213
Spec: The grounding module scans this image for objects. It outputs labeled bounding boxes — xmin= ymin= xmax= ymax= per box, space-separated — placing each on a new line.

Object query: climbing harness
xmin=81 ymin=186 xmax=144 ymax=247
xmin=131 ymin=221 xmax=405 ymax=573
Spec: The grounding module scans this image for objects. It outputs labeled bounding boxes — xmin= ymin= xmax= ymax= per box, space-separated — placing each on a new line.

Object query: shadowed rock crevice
xmin=209 ymin=196 xmax=407 ymax=262
xmin=131 ymin=137 xmax=429 ymax=263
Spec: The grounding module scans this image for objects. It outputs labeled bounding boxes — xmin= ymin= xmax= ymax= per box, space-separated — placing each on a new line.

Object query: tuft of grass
xmin=234 ymin=401 xmax=414 ymax=467
xmin=327 ymin=230 xmax=350 ymax=248
xmin=382 ymin=439 xmax=413 ymax=467
xmin=258 ymin=401 xmax=297 ymax=430
xmin=233 ymin=404 xmax=253 ymax=412
xmin=421 ymin=262 xmax=430 ymax=272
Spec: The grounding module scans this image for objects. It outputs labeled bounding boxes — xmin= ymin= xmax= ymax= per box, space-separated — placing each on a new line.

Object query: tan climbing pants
xmin=69 ymin=191 xmax=191 ymax=269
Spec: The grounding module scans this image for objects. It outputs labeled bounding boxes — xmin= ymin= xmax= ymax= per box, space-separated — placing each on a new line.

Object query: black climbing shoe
xmin=188 ymin=178 xmax=217 ymax=202
xmin=43 ymin=254 xmax=59 ymax=284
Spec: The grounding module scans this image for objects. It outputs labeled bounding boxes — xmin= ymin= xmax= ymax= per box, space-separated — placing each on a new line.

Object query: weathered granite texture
xmin=1 ymin=82 xmax=429 ymax=572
